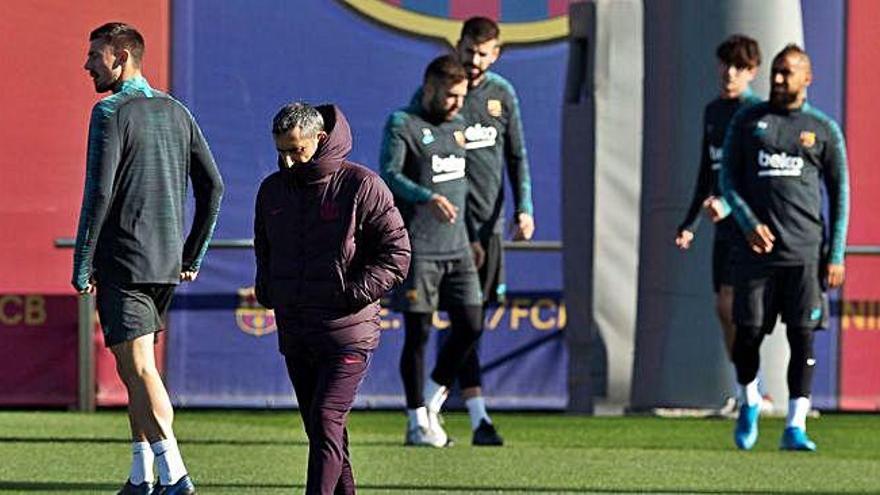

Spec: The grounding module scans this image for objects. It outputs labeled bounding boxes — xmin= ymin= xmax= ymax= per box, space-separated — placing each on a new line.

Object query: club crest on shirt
xmin=487 ymin=99 xmax=502 ymax=117
xmin=800 ymin=131 xmax=816 ymax=148
xmin=235 ymin=287 xmax=277 ymax=336
xmin=453 ymin=130 xmax=466 ymax=148
xmin=421 ymin=128 xmax=435 ymax=145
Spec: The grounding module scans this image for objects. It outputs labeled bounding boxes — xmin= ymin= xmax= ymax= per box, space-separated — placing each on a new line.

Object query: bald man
xmin=720 ymin=44 xmax=849 ymax=452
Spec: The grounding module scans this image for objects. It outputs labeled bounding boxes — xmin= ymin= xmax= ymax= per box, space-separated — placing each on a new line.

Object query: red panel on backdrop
xmin=0 ymin=1 xmax=169 ymax=294
xmin=840 ymin=0 xmax=880 ymax=411
xmin=0 ymin=295 xmax=77 ymax=406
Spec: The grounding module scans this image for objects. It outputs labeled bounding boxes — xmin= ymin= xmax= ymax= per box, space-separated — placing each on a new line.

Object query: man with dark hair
xmin=675 ymin=34 xmax=763 ymax=415
xmin=255 ymin=102 xmax=410 ymax=494
xmin=721 ymin=44 xmax=849 ymax=451
xmin=74 ymin=22 xmax=223 ymax=495
xmin=448 ymin=16 xmax=535 ymax=446
xmin=381 ymin=55 xmax=483 ymax=447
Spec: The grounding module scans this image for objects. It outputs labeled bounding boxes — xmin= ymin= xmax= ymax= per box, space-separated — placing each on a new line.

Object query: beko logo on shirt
xmin=709 ymin=145 xmax=723 ymax=170
xmin=464 ymin=124 xmax=498 ymax=150
xmin=757 ymin=149 xmax=804 ymax=177
xmin=432 ymin=154 xmax=466 ymax=183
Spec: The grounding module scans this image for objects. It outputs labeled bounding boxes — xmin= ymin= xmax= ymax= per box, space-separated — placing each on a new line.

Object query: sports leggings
xmin=732 ymin=325 xmax=816 ymax=398
xmin=399 ymin=306 xmax=483 ymax=408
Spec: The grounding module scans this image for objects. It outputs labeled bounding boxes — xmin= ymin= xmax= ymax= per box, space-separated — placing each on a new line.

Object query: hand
xmin=180 ymin=270 xmax=199 ymax=282
xmin=470 ymin=241 xmax=486 ymax=269
xmin=702 ymin=196 xmax=727 ymax=223
xmin=427 ymin=194 xmax=458 ymax=223
xmin=510 ymin=212 xmax=535 ymax=241
xmin=826 ymin=263 xmax=845 ymax=288
xmin=675 ymin=229 xmax=694 ymax=250
xmin=747 ymin=224 xmax=775 ymax=254
xmin=78 ymin=279 xmax=96 ymax=296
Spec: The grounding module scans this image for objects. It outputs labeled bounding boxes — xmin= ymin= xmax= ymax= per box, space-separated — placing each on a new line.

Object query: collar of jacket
xmin=280 ymin=103 xmax=353 ymax=185
xmin=283 ymin=159 xmax=338 ymax=185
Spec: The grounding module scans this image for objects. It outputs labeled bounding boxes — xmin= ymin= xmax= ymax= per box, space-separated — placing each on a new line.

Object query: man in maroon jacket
xmin=254 ymin=102 xmax=410 ymax=495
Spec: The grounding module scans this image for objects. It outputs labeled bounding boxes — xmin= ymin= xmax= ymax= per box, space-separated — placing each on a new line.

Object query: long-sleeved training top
xmin=678 ymin=89 xmax=760 ymax=241
xmin=72 ymin=76 xmax=224 ymax=290
xmin=379 ymin=102 xmax=469 ymax=260
xmin=720 ymin=101 xmax=849 ymax=266
xmin=459 ymin=71 xmax=533 ymax=241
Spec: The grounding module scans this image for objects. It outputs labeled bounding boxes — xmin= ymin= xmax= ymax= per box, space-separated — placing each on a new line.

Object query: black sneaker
xmin=118 ymin=480 xmax=153 ymax=495
xmin=472 ymin=419 xmax=504 ymax=446
xmin=151 ymin=474 xmax=195 ymax=495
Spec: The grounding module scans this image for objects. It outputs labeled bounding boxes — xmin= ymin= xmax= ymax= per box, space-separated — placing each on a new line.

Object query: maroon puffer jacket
xmin=254 ymin=105 xmax=411 ymax=352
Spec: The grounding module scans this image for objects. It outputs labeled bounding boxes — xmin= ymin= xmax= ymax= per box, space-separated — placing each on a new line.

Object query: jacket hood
xmin=282 ymin=104 xmax=352 ymax=181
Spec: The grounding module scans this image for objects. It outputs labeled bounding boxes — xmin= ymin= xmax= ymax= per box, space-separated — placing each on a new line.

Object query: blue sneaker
xmin=780 ymin=426 xmax=817 ymax=451
xmin=118 ymin=480 xmax=153 ymax=495
xmin=734 ymin=403 xmax=760 ymax=450
xmin=151 ymin=475 xmax=195 ymax=495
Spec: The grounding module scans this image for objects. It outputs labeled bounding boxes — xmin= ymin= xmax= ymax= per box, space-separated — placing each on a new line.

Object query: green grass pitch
xmin=0 ymin=410 xmax=878 ymax=494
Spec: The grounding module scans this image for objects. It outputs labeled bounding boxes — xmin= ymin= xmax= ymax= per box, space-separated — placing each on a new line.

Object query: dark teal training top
xmin=72 ymin=77 xmax=224 ymax=290
xmin=379 ymin=102 xmax=469 ymax=260
xmin=679 ymin=88 xmax=760 ymax=242
xmin=720 ymin=101 xmax=849 ymax=266
xmin=459 ymin=72 xmax=533 ymax=241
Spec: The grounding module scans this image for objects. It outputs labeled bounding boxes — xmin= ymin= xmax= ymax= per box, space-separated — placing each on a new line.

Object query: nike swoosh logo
xmin=342 ymin=355 xmax=363 ymax=365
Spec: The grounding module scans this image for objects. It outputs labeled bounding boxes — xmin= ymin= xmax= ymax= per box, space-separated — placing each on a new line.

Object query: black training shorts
xmin=96 ymin=282 xmax=175 ymax=347
xmin=478 ymin=233 xmax=506 ymax=304
xmin=391 ymin=255 xmax=482 ymax=313
xmin=711 ymin=238 xmax=735 ymax=293
xmin=733 ymin=263 xmax=823 ymax=331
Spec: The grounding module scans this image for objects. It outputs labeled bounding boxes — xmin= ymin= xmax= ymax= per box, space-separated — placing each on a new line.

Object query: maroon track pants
xmin=285 ymin=347 xmax=372 ymax=495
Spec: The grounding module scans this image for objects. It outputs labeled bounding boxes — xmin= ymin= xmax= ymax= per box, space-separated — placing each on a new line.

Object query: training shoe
xmin=428 ymin=410 xmax=452 ymax=446
xmin=780 ymin=426 xmax=817 ymax=452
xmin=734 ymin=403 xmax=760 ymax=450
xmin=404 ymin=425 xmax=448 ymax=448
xmin=118 ymin=480 xmax=153 ymax=495
xmin=717 ymin=396 xmax=738 ymax=419
xmin=472 ymin=419 xmax=504 ymax=446
xmin=760 ymin=394 xmax=775 ymax=415
xmin=151 ymin=475 xmax=195 ymax=495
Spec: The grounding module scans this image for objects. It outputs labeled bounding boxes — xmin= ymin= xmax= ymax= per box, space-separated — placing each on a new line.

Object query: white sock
xmin=407 ymin=407 xmax=429 ymax=429
xmin=129 ymin=441 xmax=154 ymax=485
xmin=424 ymin=379 xmax=448 ymax=413
xmin=786 ymin=397 xmax=811 ymax=430
xmin=151 ymin=438 xmax=187 ymax=485
xmin=465 ymin=396 xmax=491 ymax=430
xmin=740 ymin=378 xmax=761 ymax=407
xmin=757 ymin=370 xmax=768 ymax=396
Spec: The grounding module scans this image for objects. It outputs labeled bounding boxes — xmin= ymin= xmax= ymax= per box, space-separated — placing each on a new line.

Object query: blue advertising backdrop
xmin=165 ymin=0 xmax=568 ymax=408
xmin=160 ymin=0 xmax=846 ymax=410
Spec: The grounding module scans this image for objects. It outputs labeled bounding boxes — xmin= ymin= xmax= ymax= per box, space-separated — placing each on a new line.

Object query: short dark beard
xmin=770 ymin=89 xmax=795 ymax=108
xmin=424 ymin=99 xmax=447 ymax=123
